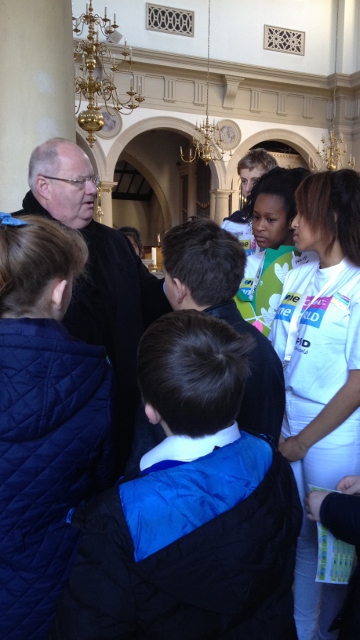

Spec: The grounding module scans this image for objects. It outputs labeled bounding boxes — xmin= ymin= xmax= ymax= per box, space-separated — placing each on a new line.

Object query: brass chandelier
xmin=73 ymin=1 xmax=144 ymax=147
xmin=180 ymin=0 xmax=224 ymax=165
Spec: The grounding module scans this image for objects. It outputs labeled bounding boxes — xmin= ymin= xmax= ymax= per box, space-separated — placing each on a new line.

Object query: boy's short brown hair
xmin=238 ymin=148 xmax=278 ymax=175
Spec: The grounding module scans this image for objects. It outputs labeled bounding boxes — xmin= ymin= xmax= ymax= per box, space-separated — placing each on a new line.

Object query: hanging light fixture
xmin=180 ymin=0 xmax=224 ymax=165
xmin=309 ymin=0 xmax=355 ymax=171
xmin=73 ymin=1 xmax=144 ymax=147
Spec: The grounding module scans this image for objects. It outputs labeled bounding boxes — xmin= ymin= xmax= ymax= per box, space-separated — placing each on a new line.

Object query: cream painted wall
xmin=71 ymin=0 xmax=358 ymax=75
xmin=72 ymin=0 xmax=360 ymax=231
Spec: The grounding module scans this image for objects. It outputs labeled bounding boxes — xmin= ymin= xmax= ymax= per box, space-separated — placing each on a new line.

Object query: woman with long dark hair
xmin=270 ymin=169 xmax=360 ymax=639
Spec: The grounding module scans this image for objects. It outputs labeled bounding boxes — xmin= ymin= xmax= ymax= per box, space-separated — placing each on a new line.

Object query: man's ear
xmin=36 ymin=175 xmax=51 ymax=201
xmin=144 ymin=402 xmax=162 ymax=425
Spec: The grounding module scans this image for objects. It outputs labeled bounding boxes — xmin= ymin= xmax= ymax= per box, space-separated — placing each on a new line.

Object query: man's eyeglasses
xmin=41 ymin=175 xmax=100 ymax=188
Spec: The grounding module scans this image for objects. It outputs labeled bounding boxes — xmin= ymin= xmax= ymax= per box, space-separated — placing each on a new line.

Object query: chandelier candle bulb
xmin=86 ymin=2 xmax=89 ymax=13
xmin=104 ymin=5 xmax=107 ymax=17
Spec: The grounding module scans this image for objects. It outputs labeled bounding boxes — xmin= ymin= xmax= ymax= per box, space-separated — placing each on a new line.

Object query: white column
xmin=230 ymin=188 xmax=240 ymax=213
xmin=211 ymin=189 xmax=231 ymax=225
xmin=0 ymin=0 xmax=75 ymax=211
xmin=97 ymin=181 xmax=116 ymax=227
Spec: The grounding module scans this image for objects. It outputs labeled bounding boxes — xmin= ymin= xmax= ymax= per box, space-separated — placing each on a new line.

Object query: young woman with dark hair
xmin=236 ymin=166 xmax=315 ymax=335
xmin=270 ymin=169 xmax=360 ymax=640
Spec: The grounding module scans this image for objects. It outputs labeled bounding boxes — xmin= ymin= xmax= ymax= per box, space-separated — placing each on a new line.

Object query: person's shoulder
xmin=89 ymin=221 xmax=135 ymax=254
xmin=239 ymin=319 xmax=282 ymax=361
xmin=91 ymin=220 xmax=122 ymax=239
xmin=281 ymin=253 xmax=317 ymax=290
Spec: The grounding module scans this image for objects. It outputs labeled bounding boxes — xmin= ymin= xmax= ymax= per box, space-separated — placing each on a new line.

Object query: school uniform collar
xmin=140 ymin=422 xmax=240 ymax=471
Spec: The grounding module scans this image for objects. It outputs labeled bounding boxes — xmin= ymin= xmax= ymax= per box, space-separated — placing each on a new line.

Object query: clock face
xmin=217 ymin=120 xmax=241 ymax=150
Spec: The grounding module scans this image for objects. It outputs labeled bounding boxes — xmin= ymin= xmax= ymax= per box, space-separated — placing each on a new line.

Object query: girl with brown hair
xmin=0 ymin=214 xmax=115 ymax=640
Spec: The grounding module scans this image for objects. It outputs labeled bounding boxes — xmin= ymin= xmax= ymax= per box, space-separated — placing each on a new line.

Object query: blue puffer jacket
xmin=0 ymin=318 xmax=115 ymax=640
xmin=50 ymin=434 xmax=302 ymax=640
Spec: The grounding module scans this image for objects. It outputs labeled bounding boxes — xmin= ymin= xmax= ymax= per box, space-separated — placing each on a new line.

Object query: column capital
xmin=100 ymin=181 xmax=117 ymax=192
xmin=210 ymin=189 xmax=236 ymax=196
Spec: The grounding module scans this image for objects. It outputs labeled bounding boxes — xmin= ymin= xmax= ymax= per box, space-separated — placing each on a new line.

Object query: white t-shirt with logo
xmin=270 ymin=258 xmax=360 ymax=406
xmin=221 ymin=219 xmax=258 ymax=256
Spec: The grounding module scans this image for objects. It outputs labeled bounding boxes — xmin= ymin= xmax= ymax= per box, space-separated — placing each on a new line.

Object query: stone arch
xmin=224 ymin=128 xmax=321 ymax=189
xmin=106 ymin=116 xmax=224 ymax=189
xmin=120 ymin=150 xmax=172 ymax=230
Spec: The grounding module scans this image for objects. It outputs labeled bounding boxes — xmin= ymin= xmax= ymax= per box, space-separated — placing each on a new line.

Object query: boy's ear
xmin=173 ymin=278 xmax=188 ymax=305
xmin=144 ymin=402 xmax=162 ymax=425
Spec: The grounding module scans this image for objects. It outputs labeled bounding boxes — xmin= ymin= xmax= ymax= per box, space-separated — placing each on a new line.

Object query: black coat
xmin=321 ymin=492 xmax=360 ymax=639
xmin=207 ymin=300 xmax=284 ymax=443
xmin=49 ymin=439 xmax=301 ymax=640
xmin=16 ymin=192 xmax=171 ymax=471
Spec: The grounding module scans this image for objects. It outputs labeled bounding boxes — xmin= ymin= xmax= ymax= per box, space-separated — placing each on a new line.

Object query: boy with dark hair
xmin=162 ymin=218 xmax=285 ymax=443
xmin=222 ymin=147 xmax=278 ymax=254
xmin=125 ymin=218 xmax=285 ymax=474
xmin=50 ymin=311 xmax=301 ymax=640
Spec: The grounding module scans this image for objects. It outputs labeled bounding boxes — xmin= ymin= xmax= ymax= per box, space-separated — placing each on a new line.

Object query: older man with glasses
xmin=14 ymin=137 xmax=171 ymax=473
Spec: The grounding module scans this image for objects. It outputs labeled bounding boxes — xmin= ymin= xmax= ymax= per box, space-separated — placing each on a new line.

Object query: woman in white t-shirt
xmin=270 ymin=169 xmax=360 ymax=640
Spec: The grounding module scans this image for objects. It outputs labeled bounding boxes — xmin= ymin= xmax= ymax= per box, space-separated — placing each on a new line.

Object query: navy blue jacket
xmin=207 ymin=301 xmax=284 ymax=442
xmin=0 ymin=318 xmax=115 ymax=640
xmin=50 ymin=433 xmax=301 ymax=639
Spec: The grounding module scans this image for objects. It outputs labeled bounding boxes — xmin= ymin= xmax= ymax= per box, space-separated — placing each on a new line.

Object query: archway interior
xmin=111 ymin=128 xmax=312 ymax=237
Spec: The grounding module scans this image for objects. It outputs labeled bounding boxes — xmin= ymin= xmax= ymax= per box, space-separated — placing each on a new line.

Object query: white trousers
xmin=283 ymin=391 xmax=360 ymax=640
